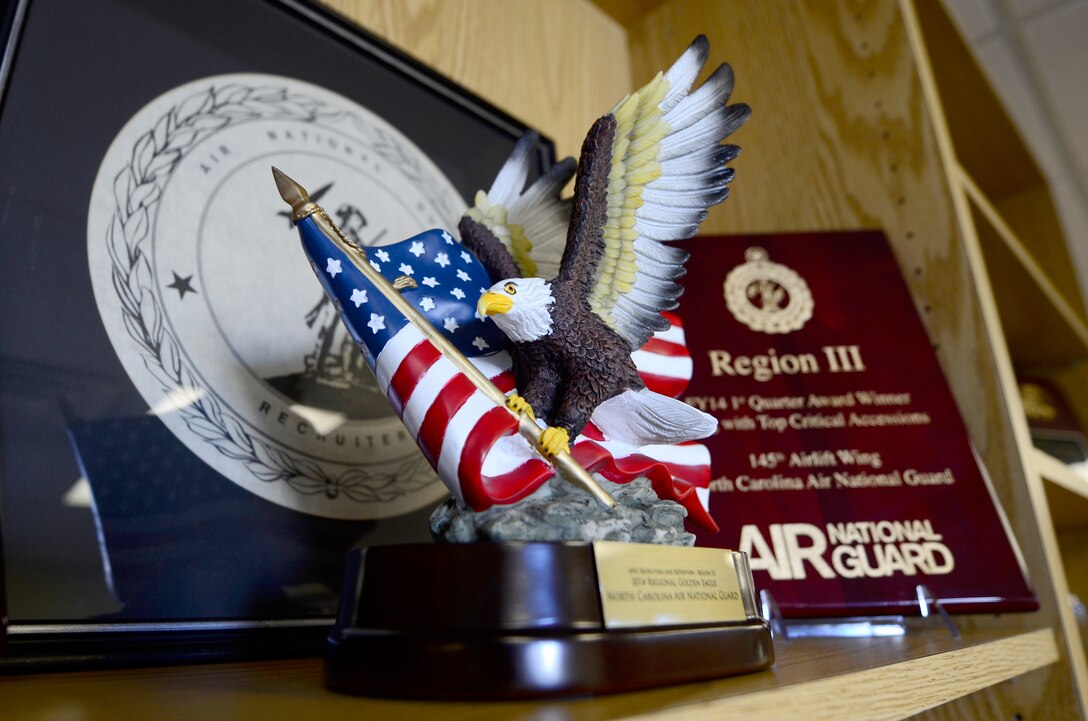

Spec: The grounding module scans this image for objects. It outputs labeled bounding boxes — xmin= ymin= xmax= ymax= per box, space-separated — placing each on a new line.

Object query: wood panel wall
xmin=321 ymin=0 xmax=632 ymax=162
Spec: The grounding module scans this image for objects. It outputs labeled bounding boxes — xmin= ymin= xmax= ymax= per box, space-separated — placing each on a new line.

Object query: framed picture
xmin=0 ymin=0 xmax=553 ymax=667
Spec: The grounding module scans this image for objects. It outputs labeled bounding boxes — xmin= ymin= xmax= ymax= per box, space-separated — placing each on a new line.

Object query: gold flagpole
xmin=273 ymin=167 xmax=616 ymax=509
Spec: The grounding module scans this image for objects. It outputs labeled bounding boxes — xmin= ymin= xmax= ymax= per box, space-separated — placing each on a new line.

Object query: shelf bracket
xmin=759 ymin=590 xmax=906 ymax=640
xmin=757 ymin=586 xmax=962 ymax=640
xmin=916 ymin=584 xmax=961 ymax=639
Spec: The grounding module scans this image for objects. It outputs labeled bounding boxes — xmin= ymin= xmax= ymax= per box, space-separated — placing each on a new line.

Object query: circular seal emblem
xmin=87 ymin=74 xmax=466 ymax=519
xmin=723 ymin=247 xmax=814 ymax=334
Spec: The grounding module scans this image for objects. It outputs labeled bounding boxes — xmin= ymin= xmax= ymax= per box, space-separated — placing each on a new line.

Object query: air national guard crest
xmin=86 ymin=74 xmax=465 ymax=519
xmin=724 ymin=247 xmax=814 ymax=334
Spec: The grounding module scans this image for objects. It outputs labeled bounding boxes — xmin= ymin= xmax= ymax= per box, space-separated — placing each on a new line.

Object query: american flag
xmin=298 ymin=222 xmax=715 ymax=530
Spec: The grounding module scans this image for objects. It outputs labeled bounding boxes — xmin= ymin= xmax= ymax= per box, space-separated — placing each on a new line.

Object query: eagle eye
xmin=503 ymin=282 xmax=517 ymax=295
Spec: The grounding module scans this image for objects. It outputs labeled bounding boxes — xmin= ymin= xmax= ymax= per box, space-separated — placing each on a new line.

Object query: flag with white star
xmin=296 ymin=219 xmax=710 ymax=517
xmin=300 ymin=226 xmax=506 ymax=368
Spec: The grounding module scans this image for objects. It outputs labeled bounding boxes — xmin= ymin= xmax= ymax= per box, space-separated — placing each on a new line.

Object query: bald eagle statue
xmin=466 ymin=35 xmax=750 ymax=459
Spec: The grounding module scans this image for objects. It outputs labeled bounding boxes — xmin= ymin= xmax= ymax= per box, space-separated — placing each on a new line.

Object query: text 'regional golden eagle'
xmin=466 ymin=36 xmax=750 ymax=458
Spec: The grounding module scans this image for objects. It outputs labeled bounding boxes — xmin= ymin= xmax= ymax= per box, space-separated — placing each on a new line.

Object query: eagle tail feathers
xmin=590 ymin=388 xmax=717 ymax=447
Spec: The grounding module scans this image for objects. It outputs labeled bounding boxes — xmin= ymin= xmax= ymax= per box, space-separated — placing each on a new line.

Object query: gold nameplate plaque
xmin=593 ymin=542 xmax=754 ymax=629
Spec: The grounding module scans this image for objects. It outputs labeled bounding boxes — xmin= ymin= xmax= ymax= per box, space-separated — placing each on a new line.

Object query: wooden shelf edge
xmin=1033 ymin=448 xmax=1088 ymax=501
xmin=2 ymin=628 xmax=1057 ymax=721
xmin=957 ymin=166 xmax=1088 ymax=361
xmin=627 ymin=629 xmax=1058 ymax=721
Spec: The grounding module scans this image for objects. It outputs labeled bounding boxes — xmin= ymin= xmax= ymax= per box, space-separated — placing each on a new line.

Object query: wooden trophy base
xmin=325 ymin=543 xmax=774 ymax=699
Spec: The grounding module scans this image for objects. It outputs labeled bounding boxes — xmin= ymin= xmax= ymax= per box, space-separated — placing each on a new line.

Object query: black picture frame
xmin=0 ymin=0 xmax=553 ymax=669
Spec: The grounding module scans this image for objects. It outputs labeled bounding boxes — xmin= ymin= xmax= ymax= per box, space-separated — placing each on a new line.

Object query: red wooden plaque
xmin=677 ymin=230 xmax=1037 ymax=617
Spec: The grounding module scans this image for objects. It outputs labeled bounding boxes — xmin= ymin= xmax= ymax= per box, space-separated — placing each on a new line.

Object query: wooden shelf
xmin=1034 ymin=448 xmax=1088 ymax=529
xmin=0 ymin=627 xmax=1059 ymax=721
xmin=959 ymin=168 xmax=1088 ymax=367
xmin=1034 ymin=448 xmax=1088 ymax=661
xmin=908 ymin=0 xmax=1087 ymax=320
xmin=1035 ymin=448 xmax=1088 ymax=500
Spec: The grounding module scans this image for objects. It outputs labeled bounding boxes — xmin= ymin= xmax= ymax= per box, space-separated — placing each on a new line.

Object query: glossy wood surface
xmin=0 ymin=627 xmax=1057 ymax=721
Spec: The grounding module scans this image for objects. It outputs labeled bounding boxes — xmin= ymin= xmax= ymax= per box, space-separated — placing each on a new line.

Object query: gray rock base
xmin=430 ymin=475 xmax=695 ymax=547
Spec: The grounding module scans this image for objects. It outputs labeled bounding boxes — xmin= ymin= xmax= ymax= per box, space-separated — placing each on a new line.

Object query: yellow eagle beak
xmin=478 ymin=291 xmax=513 ymax=316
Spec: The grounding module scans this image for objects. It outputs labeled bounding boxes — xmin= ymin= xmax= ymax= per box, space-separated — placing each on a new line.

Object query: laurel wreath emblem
xmin=724 ymin=247 xmax=814 ymax=334
xmin=104 ymin=82 xmax=442 ymax=504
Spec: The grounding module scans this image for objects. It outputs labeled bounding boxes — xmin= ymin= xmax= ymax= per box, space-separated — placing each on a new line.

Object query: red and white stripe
xmin=634 ymin=311 xmax=694 ymax=398
xmin=373 ymin=314 xmax=716 ymax=530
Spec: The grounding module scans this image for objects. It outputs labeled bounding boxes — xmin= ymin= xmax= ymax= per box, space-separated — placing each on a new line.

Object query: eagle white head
xmin=477 ymin=277 xmax=555 ymax=343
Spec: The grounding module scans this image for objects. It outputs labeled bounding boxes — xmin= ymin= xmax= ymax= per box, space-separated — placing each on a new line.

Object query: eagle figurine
xmin=467 ymin=35 xmax=750 ymax=459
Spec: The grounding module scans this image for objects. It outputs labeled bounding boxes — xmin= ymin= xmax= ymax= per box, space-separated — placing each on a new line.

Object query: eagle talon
xmin=505 ymin=394 xmax=535 ymax=420
xmin=539 ymin=426 xmax=570 ymax=457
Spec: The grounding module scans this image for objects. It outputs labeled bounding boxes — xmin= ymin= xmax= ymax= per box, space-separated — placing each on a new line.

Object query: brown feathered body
xmin=464 ymin=115 xmax=645 ymax=439
xmin=510 ymin=290 xmax=644 ymax=438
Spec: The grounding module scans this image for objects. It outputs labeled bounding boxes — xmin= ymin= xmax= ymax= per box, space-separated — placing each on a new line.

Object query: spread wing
xmin=460 ymin=133 xmax=576 ymax=281
xmin=556 ymin=35 xmax=750 ymax=349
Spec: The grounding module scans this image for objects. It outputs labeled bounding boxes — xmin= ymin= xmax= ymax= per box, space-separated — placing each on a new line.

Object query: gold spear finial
xmin=272 ymin=166 xmax=319 ymax=223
